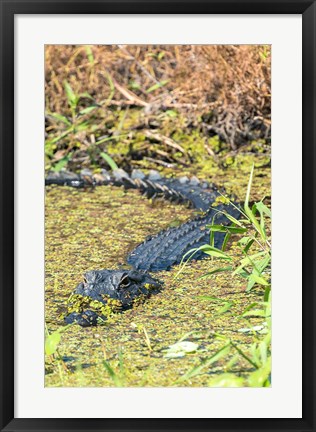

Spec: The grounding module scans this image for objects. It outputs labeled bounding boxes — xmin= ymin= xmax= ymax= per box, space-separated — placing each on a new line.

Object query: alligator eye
xmin=119 ymin=275 xmax=130 ymax=288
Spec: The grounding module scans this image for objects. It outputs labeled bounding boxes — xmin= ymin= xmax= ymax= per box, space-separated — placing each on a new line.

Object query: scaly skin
xmin=46 ymin=169 xmax=239 ymax=325
xmin=64 ymin=270 xmax=162 ymax=327
xmin=127 ymin=205 xmax=238 ymax=271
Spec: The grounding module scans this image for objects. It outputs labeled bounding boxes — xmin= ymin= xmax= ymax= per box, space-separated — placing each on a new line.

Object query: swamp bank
xmin=45 ymin=156 xmax=271 ymax=387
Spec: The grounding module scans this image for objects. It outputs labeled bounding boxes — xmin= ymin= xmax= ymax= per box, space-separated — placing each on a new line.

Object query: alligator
xmin=46 ymin=168 xmax=239 ymax=326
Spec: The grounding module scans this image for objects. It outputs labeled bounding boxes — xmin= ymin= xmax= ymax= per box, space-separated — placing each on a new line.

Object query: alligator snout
xmin=64 ymin=269 xmax=163 ymax=326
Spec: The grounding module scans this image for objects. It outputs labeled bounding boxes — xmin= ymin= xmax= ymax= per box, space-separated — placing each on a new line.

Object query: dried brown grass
xmin=45 ymin=44 xmax=271 ymax=149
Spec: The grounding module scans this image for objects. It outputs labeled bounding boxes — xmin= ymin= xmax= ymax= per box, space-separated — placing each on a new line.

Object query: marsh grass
xmin=45 ymin=45 xmax=271 ymax=173
xmin=176 ymin=165 xmax=271 ymax=293
xmin=174 ymin=165 xmax=271 ymax=386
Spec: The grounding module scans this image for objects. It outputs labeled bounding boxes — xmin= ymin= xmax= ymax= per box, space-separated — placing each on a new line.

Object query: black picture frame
xmin=0 ymin=1 xmax=315 ymax=431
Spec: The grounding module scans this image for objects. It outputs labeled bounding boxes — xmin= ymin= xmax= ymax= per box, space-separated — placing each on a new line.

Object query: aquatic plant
xmin=177 ymin=164 xmax=271 ymax=293
xmin=175 ymin=165 xmax=271 ymax=387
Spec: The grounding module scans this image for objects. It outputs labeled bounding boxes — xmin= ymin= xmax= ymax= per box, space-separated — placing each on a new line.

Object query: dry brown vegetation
xmin=45 ymin=45 xmax=271 ymax=171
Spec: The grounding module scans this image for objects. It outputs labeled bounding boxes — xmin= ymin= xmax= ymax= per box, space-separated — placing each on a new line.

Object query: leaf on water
xmin=164 ymin=341 xmax=199 ymax=359
xmin=238 ymin=324 xmax=266 ymax=333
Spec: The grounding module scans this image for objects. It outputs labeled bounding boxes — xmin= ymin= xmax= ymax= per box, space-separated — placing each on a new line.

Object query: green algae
xmin=66 ymin=293 xmax=123 ymax=320
xmin=45 ymin=164 xmax=270 ymax=387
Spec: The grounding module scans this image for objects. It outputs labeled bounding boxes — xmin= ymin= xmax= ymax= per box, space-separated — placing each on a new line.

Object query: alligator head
xmin=64 ymin=269 xmax=163 ymax=327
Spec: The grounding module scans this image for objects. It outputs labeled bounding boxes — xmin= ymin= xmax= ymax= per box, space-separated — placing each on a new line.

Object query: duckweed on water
xmin=45 ymin=168 xmax=269 ymax=387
